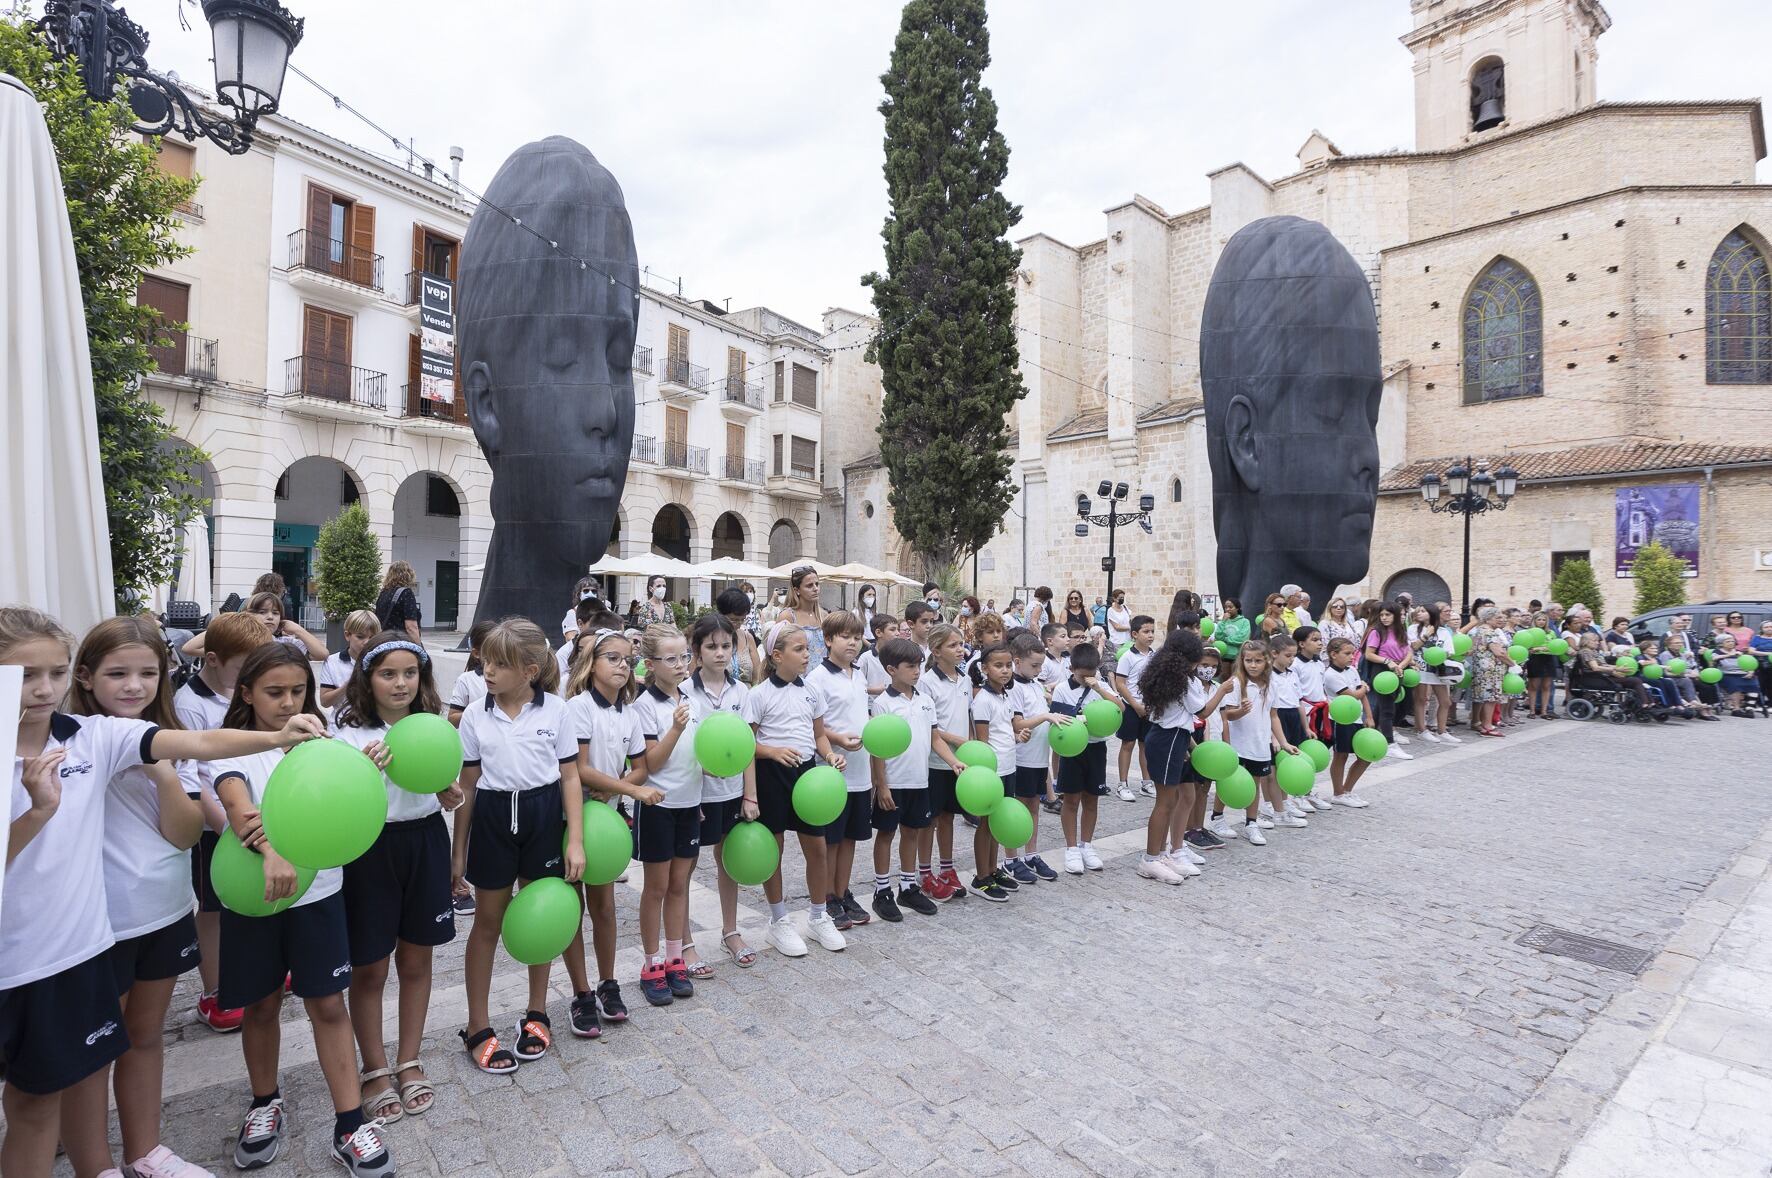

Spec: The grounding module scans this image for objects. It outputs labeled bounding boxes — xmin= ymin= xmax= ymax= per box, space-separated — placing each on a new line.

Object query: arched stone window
xmin=1462 ymin=257 xmax=1543 ymax=403
xmin=1706 ymin=228 xmax=1772 ymax=385
xmin=1170 ymin=477 xmax=1183 ymax=503
xmin=1470 ymin=57 xmax=1505 ymax=131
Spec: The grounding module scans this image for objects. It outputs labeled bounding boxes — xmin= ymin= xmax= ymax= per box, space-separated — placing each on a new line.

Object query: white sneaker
xmin=1242 ymin=822 xmax=1267 ymax=846
xmin=1063 ymin=847 xmax=1085 ymax=874
xmin=1165 ymin=851 xmax=1201 ymax=877
xmin=1116 ymin=784 xmax=1137 ymax=802
xmin=1256 ymin=815 xmax=1275 ymax=829
xmin=1285 ymin=799 xmax=1309 ymax=817
xmin=766 ymin=916 xmax=808 ymax=957
xmin=1331 ymin=793 xmax=1370 ymax=809
xmin=1136 ymin=856 xmax=1184 ymax=884
xmin=1139 ymin=780 xmax=1157 ymax=798
xmin=1080 ymin=843 xmax=1104 ymax=871
xmin=126 ymin=1145 xmax=215 ymax=1178
xmin=1394 ymin=733 xmax=1411 ymax=746
xmin=1211 ymin=818 xmax=1240 ymax=840
xmin=1420 ymin=730 xmax=1441 ymax=744
xmin=1176 ymin=843 xmax=1205 ymax=866
xmin=1438 ymin=731 xmax=1462 ymax=744
xmin=1274 ymin=812 xmax=1309 ymax=828
xmin=805 ymin=911 xmax=846 ymax=952
xmin=1389 ymin=746 xmax=1414 ymax=761
xmin=1305 ymin=795 xmax=1332 ymax=812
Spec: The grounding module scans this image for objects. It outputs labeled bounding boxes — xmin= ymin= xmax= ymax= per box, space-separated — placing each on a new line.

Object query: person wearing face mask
xmin=641 ymin=575 xmax=673 ymax=625
xmin=857 ymin=585 xmax=879 ymax=632
xmin=958 ymin=596 xmax=979 ymax=621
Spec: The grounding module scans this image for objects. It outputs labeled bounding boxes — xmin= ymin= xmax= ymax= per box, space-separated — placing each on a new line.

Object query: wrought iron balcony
xmin=722 ymin=375 xmax=763 ymax=411
xmin=661 ymin=442 xmax=709 ymax=475
xmin=630 ymin=434 xmax=658 ymax=464
xmin=659 ymin=356 xmax=707 ymax=399
xmin=403 ymin=270 xmax=452 ymax=307
xmin=287 ymin=229 xmax=384 ymax=292
xmin=633 ymin=345 xmax=653 ymax=375
xmin=722 ymin=454 xmax=764 ymax=484
xmin=148 ymin=331 xmax=217 ymax=381
xmin=399 ymin=383 xmax=468 ymax=424
xmin=285 ymin=354 xmax=386 ymax=409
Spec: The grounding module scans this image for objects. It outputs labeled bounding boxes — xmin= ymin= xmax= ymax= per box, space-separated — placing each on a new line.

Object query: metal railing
xmin=399 ymin=383 xmax=467 ymax=423
xmin=660 ymin=355 xmax=707 ymax=391
xmin=403 ymin=270 xmax=452 ymax=307
xmin=722 ymin=454 xmax=764 ymax=484
xmin=285 ymin=355 xmax=387 ymax=409
xmin=723 ymin=375 xmax=763 ymax=409
xmin=148 ymin=331 xmax=217 ymax=381
xmin=662 ymin=442 xmax=709 ymax=474
xmin=633 ymin=345 xmax=653 ymax=375
xmin=631 ymin=434 xmax=657 ymax=464
xmin=287 ymin=229 xmax=385 ymax=292
xmin=175 ymin=199 xmax=204 ymax=220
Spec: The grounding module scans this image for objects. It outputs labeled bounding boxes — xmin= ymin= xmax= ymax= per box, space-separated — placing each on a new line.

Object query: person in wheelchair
xmin=1637 ymin=639 xmax=1703 ymax=720
xmin=1567 ymin=633 xmax=1661 ymax=720
xmin=1657 ymin=633 xmax=1719 ymax=720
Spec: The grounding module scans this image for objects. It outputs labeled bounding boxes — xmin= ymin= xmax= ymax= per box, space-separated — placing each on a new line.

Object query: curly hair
xmin=1139 ymin=630 xmax=1204 ymax=718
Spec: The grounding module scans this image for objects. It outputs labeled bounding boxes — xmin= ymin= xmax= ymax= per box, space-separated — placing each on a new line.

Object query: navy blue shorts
xmin=699 ymin=796 xmax=746 ymax=847
xmin=872 ymin=787 xmax=933 ymax=833
xmin=1277 ymin=708 xmax=1306 ymax=748
xmin=633 ymin=803 xmax=701 ymax=863
xmin=342 ymin=813 xmax=455 ymax=966
xmin=822 ymin=791 xmax=874 ymax=845
xmin=1143 ymin=725 xmax=1193 ymax=787
xmin=927 ymin=767 xmax=960 ymax=815
xmin=1056 ymin=740 xmax=1109 ymax=794
xmin=1332 ymin=721 xmax=1362 ymax=755
xmin=219 ymin=890 xmax=352 ymax=1010
xmin=109 ymin=911 xmax=200 ymax=995
xmin=466 ymin=781 xmax=565 ymax=891
xmin=1238 ymin=754 xmax=1274 ymax=779
xmin=0 ymin=951 xmax=127 ymax=1094
xmin=1116 ymin=707 xmax=1148 ymax=743
xmin=1012 ymin=765 xmax=1049 ymax=799
xmin=756 ymin=759 xmax=815 ymax=836
xmin=191 ymin=828 xmax=222 ymax=914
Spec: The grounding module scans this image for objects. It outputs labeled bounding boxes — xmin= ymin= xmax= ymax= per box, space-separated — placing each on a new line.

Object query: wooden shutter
xmin=772 ymin=433 xmax=783 ymax=476
xmin=349 ymin=202 xmax=377 ymax=288
xmin=726 ymin=422 xmax=745 ymax=456
xmin=408 ymin=333 xmax=422 ymax=416
xmin=155 ymin=140 xmax=194 ymax=180
xmin=411 ymin=224 xmax=425 ymax=303
xmin=668 ymin=323 xmax=690 ymax=362
xmin=774 ymin=360 xmax=785 ymax=401
xmin=792 ymin=363 xmax=817 ymax=408
xmin=727 ymin=346 xmax=745 ymax=388
xmin=302 ymin=304 xmax=351 ymax=400
xmin=791 ymin=436 xmax=817 ymax=476
xmin=138 ymin=276 xmax=190 ymax=377
xmin=665 ymin=406 xmax=688 ymax=464
xmin=305 ymin=184 xmax=333 ymax=271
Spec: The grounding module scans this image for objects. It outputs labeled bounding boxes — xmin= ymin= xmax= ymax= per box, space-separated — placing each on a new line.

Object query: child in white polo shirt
xmin=805 ymin=612 xmax=871 ymax=933
xmin=867 ymin=639 xmax=960 ymax=921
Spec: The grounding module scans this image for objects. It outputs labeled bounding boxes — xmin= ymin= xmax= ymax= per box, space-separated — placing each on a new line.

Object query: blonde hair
xmin=480 ymin=617 xmax=558 ymax=693
xmin=565 ymin=628 xmax=634 ymax=704
xmin=637 ymin=623 xmax=686 ymax=687
xmin=381 ymin=561 xmax=417 ymax=592
xmin=924 ymin=623 xmax=964 ymax=669
xmin=0 ymin=605 xmax=75 ymax=661
xmin=343 ymin=609 xmax=381 ymax=639
xmin=762 ymin=620 xmax=804 ymax=676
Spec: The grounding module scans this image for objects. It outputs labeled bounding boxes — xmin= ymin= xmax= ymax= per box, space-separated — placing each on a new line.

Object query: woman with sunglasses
xmin=1062 ymin=590 xmax=1090 ymax=634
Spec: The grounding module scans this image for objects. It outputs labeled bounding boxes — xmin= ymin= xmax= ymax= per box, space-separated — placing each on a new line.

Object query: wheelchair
xmin=1564 ymin=677 xmax=1672 ymax=724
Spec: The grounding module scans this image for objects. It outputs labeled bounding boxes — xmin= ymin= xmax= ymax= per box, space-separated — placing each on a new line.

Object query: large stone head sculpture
xmin=460 ymin=136 xmax=639 ymax=631
xmin=1201 ymin=216 xmax=1380 ymax=611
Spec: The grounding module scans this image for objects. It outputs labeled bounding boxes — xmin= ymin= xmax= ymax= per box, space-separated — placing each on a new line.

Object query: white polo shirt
xmin=1294 ymin=656 xmax=1327 ymax=703
xmin=1270 ymin=666 xmax=1303 ymax=711
xmin=806 ymin=659 xmax=871 ymax=792
xmin=857 ymin=648 xmax=890 ymax=692
xmin=870 ymin=688 xmax=936 ymax=788
xmin=212 ymin=746 xmax=343 ymax=909
xmin=567 ymin=688 xmax=645 ymax=798
xmin=1038 ymin=654 xmax=1066 ymax=690
xmin=1323 ymin=665 xmax=1364 ymax=698
xmin=174 ymin=676 xmax=230 ymax=796
xmin=1116 ymin=646 xmax=1154 ymax=707
xmin=6 ymin=713 xmax=162 ymax=988
xmin=104 ymin=757 xmax=202 ymax=940
xmin=684 ymin=672 xmax=749 ymax=803
xmin=631 ymin=684 xmax=703 ymax=809
xmin=447 ymin=669 xmax=487 ymax=713
xmin=458 ymin=689 xmax=577 ymax=792
xmin=317 ymin=651 xmax=354 ymax=691
xmin=1009 ymin=675 xmax=1049 ymax=769
xmin=1144 ymin=677 xmax=1207 ymax=733
xmin=1222 ymin=679 xmax=1274 ymax=760
xmin=971 ymin=685 xmax=1018 ymax=771
xmin=917 ymin=666 xmax=972 ymax=770
xmin=329 ymin=714 xmax=441 ymax=823
xmin=1052 ymin=676 xmax=1117 ymax=744
xmin=742 ymin=674 xmax=825 ymax=761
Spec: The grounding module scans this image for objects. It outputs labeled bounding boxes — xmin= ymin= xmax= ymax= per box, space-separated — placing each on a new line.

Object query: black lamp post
xmin=1418 ymin=457 xmax=1520 ymax=624
xmin=1076 ymin=480 xmax=1154 ymax=607
xmin=36 ymin=0 xmax=303 ymax=155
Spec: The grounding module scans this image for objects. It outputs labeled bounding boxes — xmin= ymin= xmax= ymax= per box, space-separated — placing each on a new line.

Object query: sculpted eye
xmin=544 ymin=334 xmax=577 ymax=371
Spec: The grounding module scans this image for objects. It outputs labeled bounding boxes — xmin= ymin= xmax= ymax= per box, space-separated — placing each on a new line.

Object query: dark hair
xmin=1130 ymin=614 xmax=1154 ymax=633
xmin=575 ymin=596 xmax=605 ymax=625
xmin=1268 ymin=633 xmax=1298 ymax=654
xmin=1291 ymin=625 xmax=1320 ymax=647
xmin=1222 ymin=596 xmax=1242 ymax=617
xmin=1039 ymin=623 xmax=1064 ymax=642
xmin=1008 ymin=632 xmax=1044 ymax=660
xmin=223 ymin=642 xmax=323 ymax=730
xmin=905 ymin=601 xmax=935 ymax=624
xmin=689 ymin=612 xmax=739 ymax=656
xmin=1171 ymin=610 xmax=1201 ymax=632
xmin=1034 ymin=586 xmax=1052 ymax=603
xmin=336 ymin=630 xmax=442 ymax=728
xmin=244 ymin=591 xmax=285 ymax=622
xmin=1138 ymin=629 xmax=1203 ymax=717
xmin=922 ymin=581 xmax=938 ymax=595
xmin=868 ymin=613 xmax=899 ymax=640
xmin=251 ymin=573 xmax=286 ymax=598
xmin=1068 ymin=643 xmax=1101 ymax=673
xmin=715 ymin=588 xmax=752 ymax=618
xmin=878 ymin=637 xmax=923 ymax=671
xmin=1371 ymin=599 xmax=1409 ymax=647
xmin=1166 ymin=590 xmax=1201 ymax=632
xmin=464 ymin=618 xmax=496 ymax=674
xmin=969 ymin=642 xmax=1011 ymax=690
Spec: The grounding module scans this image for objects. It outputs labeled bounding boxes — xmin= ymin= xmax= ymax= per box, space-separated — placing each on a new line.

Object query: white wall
xmin=392 ymin=475 xmax=463 ymax=626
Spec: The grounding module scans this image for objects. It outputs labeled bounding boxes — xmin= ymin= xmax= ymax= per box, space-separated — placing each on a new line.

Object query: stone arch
xmin=1469 ymin=55 xmax=1505 ymax=130
xmin=392 ymin=471 xmax=465 ymax=629
xmin=651 ymin=503 xmax=696 ymax=602
xmin=1382 ymin=568 xmax=1452 ymax=608
xmin=273 ymin=455 xmax=368 ymax=627
xmin=768 ymin=517 xmax=801 ymax=567
xmin=711 ymin=511 xmax=746 ymax=561
xmin=1705 ymin=224 xmax=1772 ymax=385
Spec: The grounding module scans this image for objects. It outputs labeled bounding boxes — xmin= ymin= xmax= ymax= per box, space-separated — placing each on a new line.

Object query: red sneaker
xmin=197 ymin=991 xmax=243 ymax=1033
xmin=934 ymin=869 xmax=967 ymax=901
xmin=917 ymin=871 xmax=947 ymax=901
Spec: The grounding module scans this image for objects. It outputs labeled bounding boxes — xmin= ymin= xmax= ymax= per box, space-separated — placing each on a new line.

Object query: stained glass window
xmin=1462 ymin=257 xmax=1544 ymax=403
xmin=1706 ymin=230 xmax=1772 ymax=385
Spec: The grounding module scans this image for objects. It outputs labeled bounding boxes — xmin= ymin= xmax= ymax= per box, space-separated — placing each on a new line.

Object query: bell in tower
xmin=1470 ymin=58 xmax=1506 ymax=131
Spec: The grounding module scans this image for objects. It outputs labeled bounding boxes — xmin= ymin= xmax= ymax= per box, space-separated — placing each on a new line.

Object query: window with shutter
xmin=301 ymin=304 xmax=352 ymax=401
xmin=137 ymin=276 xmax=190 ymax=377
xmin=792 ymin=364 xmax=817 ymax=408
xmin=349 ymin=203 xmax=377 ymax=289
xmin=305 ymin=184 xmax=335 ymax=271
xmin=772 ymin=434 xmax=783 ymax=476
xmin=774 ymin=360 xmax=785 ymax=402
xmin=791 ymin=436 xmax=816 ymax=477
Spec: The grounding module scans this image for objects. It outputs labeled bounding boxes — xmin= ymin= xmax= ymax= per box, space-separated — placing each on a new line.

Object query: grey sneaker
xmin=329 ymin=1118 xmax=395 ymax=1176
xmin=234 ymin=1098 xmax=285 ymax=1170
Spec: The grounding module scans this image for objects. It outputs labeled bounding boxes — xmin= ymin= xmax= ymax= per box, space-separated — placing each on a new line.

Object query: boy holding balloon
xmin=805 ymin=612 xmax=873 ymax=933
xmin=867 ymin=638 xmax=959 ymax=919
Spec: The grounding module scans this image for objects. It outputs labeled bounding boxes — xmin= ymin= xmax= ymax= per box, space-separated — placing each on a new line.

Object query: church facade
xmin=835 ymin=0 xmax=1772 ymax=614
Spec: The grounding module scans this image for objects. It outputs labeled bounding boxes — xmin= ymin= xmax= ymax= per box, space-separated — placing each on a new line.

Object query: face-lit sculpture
xmin=460 ymin=137 xmax=639 ymax=632
xmin=1201 ymin=216 xmax=1381 ymax=612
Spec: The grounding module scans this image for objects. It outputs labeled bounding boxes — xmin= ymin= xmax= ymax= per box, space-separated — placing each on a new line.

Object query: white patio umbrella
xmin=147 ymin=515 xmax=211 ymax=617
xmin=695 ymin=556 xmax=778 ymax=582
xmin=0 ymin=73 xmax=115 ymax=636
xmin=768 ymin=559 xmax=842 ymax=579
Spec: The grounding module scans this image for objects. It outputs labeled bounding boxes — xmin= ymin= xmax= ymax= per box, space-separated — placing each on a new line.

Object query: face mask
xmin=651 ymin=586 xmax=666 ymax=600
xmin=1196 ymin=667 xmax=1217 ymax=682
xmin=580 ymin=588 xmax=595 ymax=601
xmin=926 ymin=597 xmax=939 ymax=608
xmin=862 ymin=595 xmax=875 ymax=607
xmin=960 ymin=605 xmax=972 ymax=617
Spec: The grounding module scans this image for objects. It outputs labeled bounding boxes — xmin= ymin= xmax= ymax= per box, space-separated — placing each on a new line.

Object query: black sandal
xmin=459 ymin=1026 xmax=518 ymax=1075
xmin=513 ymin=1010 xmax=551 ymax=1060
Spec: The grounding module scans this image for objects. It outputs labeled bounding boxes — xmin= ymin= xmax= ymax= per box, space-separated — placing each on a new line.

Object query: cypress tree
xmin=863 ymin=0 xmax=1024 ymax=571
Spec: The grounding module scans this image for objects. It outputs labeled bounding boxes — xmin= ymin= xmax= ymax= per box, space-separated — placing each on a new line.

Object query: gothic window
xmin=1706 ymin=229 xmax=1772 ymax=385
xmin=1462 ymin=257 xmax=1543 ymax=403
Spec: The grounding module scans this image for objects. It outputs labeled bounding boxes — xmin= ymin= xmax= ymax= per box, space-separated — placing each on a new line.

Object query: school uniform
xmin=2 ymin=714 xmax=157 ymax=1093
xmin=1324 ymin=665 xmax=1366 ymax=754
xmin=857 ymin=647 xmax=890 ymax=692
xmin=447 ymin=668 xmax=487 ymax=714
xmin=1009 ymin=674 xmax=1050 ymax=798
xmin=870 ymin=687 xmax=938 ymax=833
xmin=1142 ymin=679 xmax=1214 ymax=787
xmin=972 ymin=684 xmax=1019 ymax=801
xmin=317 ymin=650 xmax=354 ymax=695
xmin=742 ymin=674 xmax=826 ymax=836
xmin=1271 ymin=665 xmax=1306 ymax=747
xmin=806 ymin=659 xmax=873 ymax=844
xmin=918 ymin=666 xmax=971 ymax=815
xmin=1115 ymin=645 xmax=1154 ymax=742
xmin=568 ymin=686 xmax=646 ymax=801
xmin=1223 ymin=679 xmax=1275 ymax=777
xmin=630 ymin=684 xmax=704 ymax=862
xmin=331 ymin=717 xmax=455 ymax=967
xmin=175 ymin=676 xmax=230 ymax=913
xmin=211 ymin=747 xmax=351 ymax=1010
xmin=1038 ymin=653 xmax=1067 ymax=692
xmin=1051 ymin=677 xmax=1112 ymax=793
xmin=458 ymin=689 xmax=576 ymax=889
xmin=104 ymin=757 xmax=203 ymax=995
xmin=683 ymin=672 xmax=750 ymax=845
xmin=555 ymin=641 xmax=576 ymax=684
xmin=1294 ymin=656 xmax=1331 ymax=740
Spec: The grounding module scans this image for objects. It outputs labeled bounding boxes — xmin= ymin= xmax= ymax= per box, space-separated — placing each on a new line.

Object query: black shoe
xmin=570 ymin=991 xmax=601 ymax=1039
xmin=595 ymin=978 xmax=629 ymax=1022
xmin=639 ymin=963 xmax=672 ymax=1007
xmin=451 ymin=891 xmax=476 ymax=916
xmin=841 ymin=890 xmax=871 ymax=926
xmin=991 ymin=868 xmax=1021 ymax=892
xmin=1040 ymin=797 xmax=1062 ymax=815
xmin=1025 ymin=854 xmax=1058 ymax=881
xmin=664 ymin=959 xmax=693 ymax=999
xmin=899 ymin=884 xmax=938 ymax=916
xmin=968 ymin=874 xmax=1009 ymax=902
xmin=1185 ymin=828 xmax=1223 ymax=851
xmin=826 ymin=897 xmax=853 ymax=931
xmin=962 ymin=813 xmax=980 ymax=828
xmin=871 ymin=887 xmax=903 ymax=923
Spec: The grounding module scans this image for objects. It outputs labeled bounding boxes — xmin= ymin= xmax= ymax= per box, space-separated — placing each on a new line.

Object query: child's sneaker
xmin=1274 ymin=812 xmax=1309 ymax=829
xmin=1331 ymin=793 xmax=1370 ymax=809
xmin=595 ymin=978 xmax=629 ymax=1022
xmin=233 ymin=1098 xmax=285 ymax=1170
xmin=1185 ymin=828 xmax=1224 ymax=851
xmin=1175 ymin=843 xmax=1205 ymax=866
xmin=1389 ymin=745 xmax=1415 ymax=761
xmin=1080 ymin=843 xmax=1105 ymax=871
xmin=197 ymin=991 xmax=243 ymax=1034
xmin=664 ymin=959 xmax=693 ymax=999
xmin=569 ymin=991 xmax=601 ymax=1039
xmin=992 ymin=867 xmax=1021 ymax=891
xmin=1007 ymin=859 xmax=1039 ymax=885
xmin=938 ymin=867 xmax=968 ymax=898
xmin=639 ymin=962 xmax=673 ymax=1007
xmin=1136 ymin=856 xmax=1183 ymax=884
xmin=123 ymin=1145 xmax=213 ymax=1178
xmin=919 ymin=870 xmax=955 ymax=901
xmin=826 ymin=897 xmax=853 ymax=931
xmin=330 ymin=1119 xmax=394 ymax=1177
xmin=898 ymin=884 xmax=938 ymax=916
xmin=968 ymin=873 xmax=1009 ymax=901
xmin=1063 ymin=846 xmax=1085 ymax=874
xmin=1210 ymin=817 xmax=1240 ymax=840
xmin=1139 ymin=780 xmax=1157 ymax=798
xmin=1116 ymin=782 xmax=1137 ymax=802
xmin=1255 ymin=814 xmax=1276 ymax=829
xmin=1026 ymin=854 xmax=1059 ymax=881
xmin=451 ymin=891 xmax=476 ymax=916
xmin=841 ymin=890 xmax=871 ymax=927
xmin=1242 ymin=821 xmax=1268 ymax=845
xmin=871 ymin=887 xmax=904 ymax=923
xmin=806 ymin=909 xmax=847 ymax=952
xmin=1165 ymin=851 xmax=1202 ymax=877
xmin=765 ymin=916 xmax=808 ymax=957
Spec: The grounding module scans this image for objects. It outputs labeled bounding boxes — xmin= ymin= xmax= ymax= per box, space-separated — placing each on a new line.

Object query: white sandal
xmin=394 ymin=1059 xmax=435 ymax=1116
xmin=358 ymin=1066 xmax=404 ymax=1122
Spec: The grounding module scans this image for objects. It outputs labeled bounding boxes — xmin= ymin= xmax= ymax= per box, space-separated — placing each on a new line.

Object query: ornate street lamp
xmin=1076 ymin=481 xmax=1155 ymax=605
xmin=1418 ymin=457 xmax=1521 ymax=623
xmin=36 ymin=0 xmax=303 ymax=155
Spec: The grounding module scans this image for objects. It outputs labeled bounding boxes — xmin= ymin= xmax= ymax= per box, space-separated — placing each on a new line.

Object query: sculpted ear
xmin=465 ymin=362 xmax=498 ymax=455
xmin=1225 ymin=394 xmax=1260 ymax=493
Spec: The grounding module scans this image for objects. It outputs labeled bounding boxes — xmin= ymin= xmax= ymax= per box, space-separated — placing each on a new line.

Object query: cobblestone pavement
xmin=54 ymin=718 xmax=1772 ymax=1176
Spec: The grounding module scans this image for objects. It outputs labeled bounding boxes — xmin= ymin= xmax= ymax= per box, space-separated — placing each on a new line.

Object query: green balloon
xmin=1047 ymin=719 xmax=1089 ymax=757
xmin=1216 ymin=767 xmax=1256 ymax=810
xmin=1401 ymin=668 xmax=1421 ymax=688
xmin=862 ymin=713 xmax=913 ymax=759
xmin=1667 ymin=658 xmax=1688 ymax=676
xmin=955 ymin=765 xmax=1005 ymax=816
xmin=1081 ymin=698 xmax=1122 ymax=738
xmin=501 ymin=878 xmax=581 ymax=966
xmin=1451 ymin=633 xmax=1473 ymax=656
xmin=1614 ymin=656 xmax=1638 ymax=676
xmin=1641 ymin=663 xmax=1664 ymax=680
xmin=1351 ymin=728 xmax=1389 ymax=763
xmin=211 ymin=828 xmax=315 ymax=917
xmin=382 ymin=712 xmax=464 ymax=794
xmin=719 ymin=820 xmax=779 ymax=886
xmin=1424 ymin=646 xmax=1448 ymax=666
xmin=1276 ymin=754 xmax=1316 ymax=797
xmin=1117 ymin=642 xmax=1132 ymax=661
xmin=792 ymin=765 xmax=846 ymax=827
xmin=1189 ymin=739 xmax=1239 ymax=782
xmin=987 ymin=796 xmax=1032 ymax=849
xmin=570 ymin=800 xmax=632 ymax=887
xmin=954 ymin=741 xmax=998 ymax=772
xmin=1548 ymin=638 xmax=1570 ymax=657
xmin=694 ymin=712 xmax=756 ymax=778
xmin=1502 ymin=672 xmax=1526 ymax=695
xmin=1507 ymin=645 xmax=1529 ymax=663
xmin=1372 ymin=671 xmax=1399 ymax=696
xmin=1199 ymin=618 xmax=1215 ymax=639
xmin=1215 ymin=641 xmax=1231 ymax=658
xmin=1699 ymin=667 xmax=1724 ymax=684
xmin=1629 ymin=647 xmax=1642 ymax=659
xmin=1329 ymin=695 xmax=1363 ymax=725
xmin=1299 ymin=738 xmax=1331 ymax=772
xmin=1457 ymin=671 xmax=1471 ymax=689
xmin=261 ymin=739 xmax=388 ymax=870
xmin=1739 ymin=655 xmax=1761 ymax=674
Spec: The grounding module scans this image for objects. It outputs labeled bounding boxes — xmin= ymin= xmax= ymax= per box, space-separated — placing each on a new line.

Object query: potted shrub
xmin=314 ymin=503 xmax=382 ymax=650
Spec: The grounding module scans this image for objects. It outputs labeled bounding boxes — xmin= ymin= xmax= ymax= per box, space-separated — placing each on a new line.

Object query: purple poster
xmin=1615 ymin=485 xmax=1700 ymax=578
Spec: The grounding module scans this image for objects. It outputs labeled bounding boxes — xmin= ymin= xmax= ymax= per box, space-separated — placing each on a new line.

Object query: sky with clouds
xmin=121 ymin=0 xmax=1770 ymax=330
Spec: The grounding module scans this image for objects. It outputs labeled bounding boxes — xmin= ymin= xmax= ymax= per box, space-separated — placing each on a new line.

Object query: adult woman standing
xmin=1409 ymin=604 xmax=1460 ymax=743
xmin=1062 ymin=589 xmax=1091 ymax=634
xmin=857 ymin=584 xmax=880 ymax=634
xmin=1318 ymin=597 xmax=1361 ymax=645
xmin=1468 ymin=606 xmax=1514 ymax=737
xmin=779 ymin=564 xmax=829 ymax=667
xmin=1105 ymin=591 xmax=1132 ymax=648
xmin=561 ymin=575 xmax=599 ymax=641
xmin=1217 ymin=597 xmax=1250 ymax=656
xmin=375 ymin=561 xmax=423 ymax=643
xmin=1258 ymin=593 xmax=1288 ymax=642
xmin=641 ymin=574 xmax=674 ymax=625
